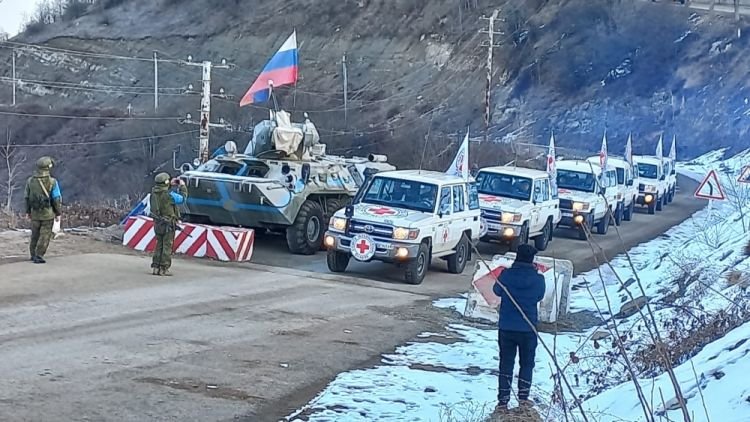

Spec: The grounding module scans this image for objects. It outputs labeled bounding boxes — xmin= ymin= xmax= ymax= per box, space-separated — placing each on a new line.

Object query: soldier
xmin=24 ymin=156 xmax=63 ymax=264
xmin=150 ymin=173 xmax=188 ymax=276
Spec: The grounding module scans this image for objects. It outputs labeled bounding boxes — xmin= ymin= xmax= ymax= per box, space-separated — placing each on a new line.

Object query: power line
xmin=10 ymin=129 xmax=197 ymax=148
xmin=0 ymin=77 xmax=194 ymax=96
xmin=0 ymin=110 xmax=181 ymax=121
xmin=0 ymin=40 xmax=182 ymax=64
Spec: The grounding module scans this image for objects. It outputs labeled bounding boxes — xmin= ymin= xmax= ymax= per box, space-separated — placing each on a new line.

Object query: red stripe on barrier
xmin=185 ymin=230 xmax=208 ymax=256
xmin=213 ymin=230 xmax=235 ymax=261
xmin=128 ymin=220 xmax=154 ymax=249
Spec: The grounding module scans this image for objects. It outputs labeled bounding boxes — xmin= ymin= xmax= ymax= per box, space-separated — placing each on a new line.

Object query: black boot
xmin=33 ymin=256 xmax=46 ymax=264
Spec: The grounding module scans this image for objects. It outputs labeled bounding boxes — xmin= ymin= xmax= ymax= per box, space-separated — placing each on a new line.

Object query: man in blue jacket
xmin=492 ymin=244 xmax=546 ymax=410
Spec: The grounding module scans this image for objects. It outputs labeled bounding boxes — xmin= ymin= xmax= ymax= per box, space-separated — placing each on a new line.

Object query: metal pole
xmin=484 ymin=9 xmax=499 ymax=142
xmin=199 ymin=61 xmax=212 ymax=163
xmin=153 ymin=51 xmax=159 ymax=111
xmin=343 ymin=54 xmax=348 ymax=127
xmin=11 ymin=49 xmax=16 ymax=106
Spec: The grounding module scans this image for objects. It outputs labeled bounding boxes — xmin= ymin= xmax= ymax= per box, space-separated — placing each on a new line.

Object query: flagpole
xmin=268 ymin=81 xmax=279 ymax=112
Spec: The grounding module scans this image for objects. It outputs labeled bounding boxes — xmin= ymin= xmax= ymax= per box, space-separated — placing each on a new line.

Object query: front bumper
xmin=559 ymin=209 xmax=591 ymax=228
xmin=482 ymin=222 xmax=522 ymax=241
xmin=325 ymin=230 xmax=421 ymax=262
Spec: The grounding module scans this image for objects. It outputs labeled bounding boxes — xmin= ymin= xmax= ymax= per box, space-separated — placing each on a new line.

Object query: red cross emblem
xmin=480 ymin=194 xmax=502 ymax=203
xmin=599 ymin=150 xmax=606 ymax=167
xmin=547 ymin=155 xmax=555 ymax=170
xmin=355 ymin=239 xmax=371 ymax=254
xmin=442 ymin=228 xmax=449 ymax=242
xmin=368 ymin=206 xmax=397 ymax=216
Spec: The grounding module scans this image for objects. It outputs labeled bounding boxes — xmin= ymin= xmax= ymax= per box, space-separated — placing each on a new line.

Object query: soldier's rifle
xmin=148 ymin=213 xmax=195 ymax=238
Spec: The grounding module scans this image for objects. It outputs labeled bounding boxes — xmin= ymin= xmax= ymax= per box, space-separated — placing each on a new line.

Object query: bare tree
xmin=723 ymin=174 xmax=750 ymax=233
xmin=0 ymin=129 xmax=27 ymax=212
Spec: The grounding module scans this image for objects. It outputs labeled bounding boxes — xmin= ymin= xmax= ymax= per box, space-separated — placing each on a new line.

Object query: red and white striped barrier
xmin=122 ymin=216 xmax=255 ymax=262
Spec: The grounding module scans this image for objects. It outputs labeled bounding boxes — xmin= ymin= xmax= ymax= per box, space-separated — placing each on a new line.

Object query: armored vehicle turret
xmin=179 ymin=110 xmax=396 ymax=255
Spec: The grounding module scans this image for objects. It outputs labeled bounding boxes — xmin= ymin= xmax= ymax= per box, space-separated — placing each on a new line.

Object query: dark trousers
xmin=30 ymin=219 xmax=54 ymax=258
xmin=498 ymin=329 xmax=538 ymax=404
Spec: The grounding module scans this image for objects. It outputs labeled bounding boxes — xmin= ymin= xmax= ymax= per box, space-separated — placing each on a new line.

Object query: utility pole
xmin=153 ymin=51 xmax=159 ymax=111
xmin=11 ymin=49 xmax=16 ymax=106
xmin=180 ymin=56 xmax=234 ymax=164
xmin=480 ymin=9 xmax=503 ymax=142
xmin=342 ymin=54 xmax=348 ymax=127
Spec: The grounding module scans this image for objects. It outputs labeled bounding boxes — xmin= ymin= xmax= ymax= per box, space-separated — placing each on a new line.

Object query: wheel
xmin=596 ymin=211 xmax=610 ymax=235
xmin=509 ymin=223 xmax=529 ymax=252
xmin=324 ymin=198 xmax=348 ymax=219
xmin=648 ymin=198 xmax=656 ymax=215
xmin=326 ymin=250 xmax=350 ymax=273
xmin=669 ymin=188 xmax=675 ymax=203
xmin=405 ymin=242 xmax=430 ymax=285
xmin=447 ymin=234 xmax=469 ymax=274
xmin=286 ymin=200 xmax=325 ymax=255
xmin=534 ymin=219 xmax=552 ymax=251
xmin=623 ymin=200 xmax=635 ymax=221
xmin=656 ymin=194 xmax=664 ymax=212
xmin=613 ymin=203 xmax=624 ymax=226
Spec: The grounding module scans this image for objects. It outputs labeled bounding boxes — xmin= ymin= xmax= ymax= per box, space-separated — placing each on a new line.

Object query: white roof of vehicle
xmin=557 ymin=159 xmax=608 ymax=175
xmin=586 ymin=156 xmax=631 ymax=169
xmin=374 ymin=170 xmax=470 ymax=186
xmin=478 ymin=166 xmax=549 ymax=179
xmin=633 ymin=155 xmax=663 ymax=165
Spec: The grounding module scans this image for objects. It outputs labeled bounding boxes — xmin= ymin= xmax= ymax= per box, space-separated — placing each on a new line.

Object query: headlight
xmin=330 ymin=217 xmax=347 ymax=231
xmin=393 ymin=227 xmax=420 ymax=240
xmin=501 ymin=212 xmax=522 ymax=223
xmin=573 ymin=202 xmax=590 ymax=212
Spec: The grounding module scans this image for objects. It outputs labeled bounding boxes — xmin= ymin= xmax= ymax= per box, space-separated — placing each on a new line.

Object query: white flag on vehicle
xmin=446 ymin=127 xmax=470 ymax=180
xmin=625 ymin=133 xmax=634 ymax=166
xmin=656 ymin=134 xmax=664 ymax=165
xmin=599 ymin=131 xmax=609 ymax=169
xmin=669 ymin=135 xmax=677 ymax=161
xmin=547 ymin=131 xmax=557 ymax=192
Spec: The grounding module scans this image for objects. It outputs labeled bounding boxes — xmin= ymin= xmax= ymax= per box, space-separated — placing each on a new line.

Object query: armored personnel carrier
xmin=179 ymin=109 xmax=396 ymax=255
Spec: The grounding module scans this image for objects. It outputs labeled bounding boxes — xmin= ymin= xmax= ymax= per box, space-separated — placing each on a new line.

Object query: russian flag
xmin=240 ymin=31 xmax=299 ymax=107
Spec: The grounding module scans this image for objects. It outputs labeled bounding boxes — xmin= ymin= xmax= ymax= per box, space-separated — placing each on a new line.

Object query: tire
xmin=596 ymin=211 xmax=610 ymax=235
xmin=614 ymin=203 xmax=624 ymax=226
xmin=534 ymin=219 xmax=552 ymax=251
xmin=623 ymin=200 xmax=634 ymax=221
xmin=324 ymin=198 xmax=348 ymax=219
xmin=326 ymin=250 xmax=350 ymax=273
xmin=405 ymin=242 xmax=430 ymax=285
xmin=656 ymin=194 xmax=664 ymax=212
xmin=509 ymin=223 xmax=529 ymax=252
xmin=286 ymin=200 xmax=325 ymax=255
xmin=648 ymin=198 xmax=656 ymax=215
xmin=447 ymin=234 xmax=469 ymax=274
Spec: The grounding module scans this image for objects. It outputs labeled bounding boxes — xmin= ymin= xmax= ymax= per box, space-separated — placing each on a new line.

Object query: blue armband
xmin=169 ymin=191 xmax=185 ymax=205
xmin=51 ymin=181 xmax=62 ymax=200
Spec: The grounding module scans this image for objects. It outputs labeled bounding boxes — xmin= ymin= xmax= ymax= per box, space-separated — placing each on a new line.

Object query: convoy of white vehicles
xmin=556 ymin=159 xmax=619 ymax=239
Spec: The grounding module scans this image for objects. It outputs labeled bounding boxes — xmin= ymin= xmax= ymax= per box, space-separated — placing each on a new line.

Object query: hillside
xmin=0 ymin=0 xmax=749 ymax=202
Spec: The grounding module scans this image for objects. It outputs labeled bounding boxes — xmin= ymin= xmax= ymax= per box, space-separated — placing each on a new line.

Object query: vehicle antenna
xmin=418 ymin=110 xmax=437 ymax=174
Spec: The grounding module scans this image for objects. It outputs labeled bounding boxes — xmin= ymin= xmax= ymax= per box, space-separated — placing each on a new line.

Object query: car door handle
xmin=473 ymin=216 xmax=478 ymax=221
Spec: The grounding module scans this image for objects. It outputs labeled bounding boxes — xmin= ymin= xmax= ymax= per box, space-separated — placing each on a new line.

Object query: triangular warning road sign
xmin=738 ymin=166 xmax=750 ymax=184
xmin=694 ymin=170 xmax=726 ymax=200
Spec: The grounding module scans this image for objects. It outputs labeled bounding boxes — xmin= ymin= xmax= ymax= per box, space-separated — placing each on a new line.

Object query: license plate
xmin=562 ymin=212 xmax=573 ymax=217
xmin=487 ymin=223 xmax=501 ymax=230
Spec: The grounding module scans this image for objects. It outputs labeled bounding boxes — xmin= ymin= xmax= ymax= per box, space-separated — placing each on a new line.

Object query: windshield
xmin=475 ymin=172 xmax=532 ymax=201
xmin=360 ymin=177 xmax=438 ymax=213
xmin=637 ymin=163 xmax=658 ymax=179
xmin=557 ymin=170 xmax=596 ymax=193
xmin=196 ymin=159 xmax=221 ymax=172
xmin=616 ymin=168 xmax=625 ymax=185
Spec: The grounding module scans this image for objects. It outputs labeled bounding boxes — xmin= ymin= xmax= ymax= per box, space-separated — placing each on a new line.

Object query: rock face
xmin=0 ymin=0 xmax=748 ymax=203
xmin=615 ymin=296 xmax=650 ymax=319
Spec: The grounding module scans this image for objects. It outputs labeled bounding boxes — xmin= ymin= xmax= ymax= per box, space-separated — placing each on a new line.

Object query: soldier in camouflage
xmin=24 ymin=156 xmax=63 ymax=264
xmin=150 ymin=172 xmax=188 ymax=276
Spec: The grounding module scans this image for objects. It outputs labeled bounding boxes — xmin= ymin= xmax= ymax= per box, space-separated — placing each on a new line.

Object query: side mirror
xmin=345 ymin=205 xmax=354 ymax=218
xmin=626 ymin=180 xmax=633 ymax=186
xmin=599 ymin=187 xmax=607 ymax=196
xmin=659 ymin=175 xmax=666 ymax=181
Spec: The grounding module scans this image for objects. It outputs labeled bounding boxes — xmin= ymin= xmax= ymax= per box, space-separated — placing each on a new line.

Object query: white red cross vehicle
xmin=633 ymin=155 xmax=670 ymax=214
xmin=587 ymin=156 xmax=639 ymax=224
xmin=475 ymin=166 xmax=561 ymax=251
xmin=556 ymin=159 xmax=619 ymax=240
xmin=324 ymin=170 xmax=481 ymax=285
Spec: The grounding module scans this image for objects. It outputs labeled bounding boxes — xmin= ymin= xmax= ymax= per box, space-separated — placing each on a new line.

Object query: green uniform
xmin=24 ymin=157 xmax=62 ymax=261
xmin=150 ymin=174 xmax=188 ymax=273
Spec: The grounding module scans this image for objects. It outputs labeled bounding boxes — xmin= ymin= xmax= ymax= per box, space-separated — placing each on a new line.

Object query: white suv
xmin=634 ymin=155 xmax=669 ymax=214
xmin=587 ymin=156 xmax=639 ymax=224
xmin=475 ymin=166 xmax=561 ymax=251
xmin=556 ymin=160 xmax=619 ymax=240
xmin=324 ymin=170 xmax=481 ymax=285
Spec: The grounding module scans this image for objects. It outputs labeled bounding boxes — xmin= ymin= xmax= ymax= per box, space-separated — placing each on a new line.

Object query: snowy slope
xmin=287 ymin=149 xmax=750 ymax=422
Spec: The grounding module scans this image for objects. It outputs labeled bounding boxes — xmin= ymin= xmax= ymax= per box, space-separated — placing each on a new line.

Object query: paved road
xmin=0 ymin=176 xmax=702 ymax=421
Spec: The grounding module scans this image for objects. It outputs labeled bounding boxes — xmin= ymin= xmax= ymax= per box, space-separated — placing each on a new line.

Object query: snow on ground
xmin=288 ymin=150 xmax=750 ymax=422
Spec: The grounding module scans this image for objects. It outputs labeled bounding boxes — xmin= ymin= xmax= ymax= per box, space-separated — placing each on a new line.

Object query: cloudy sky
xmin=1 ymin=0 xmax=41 ymax=36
